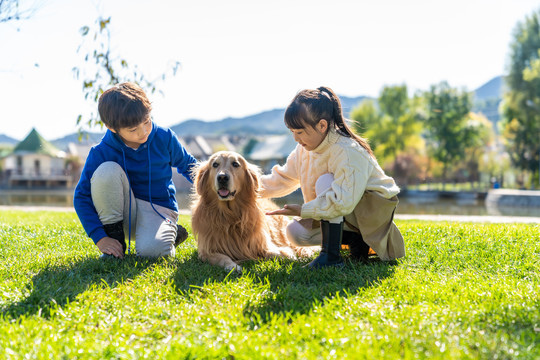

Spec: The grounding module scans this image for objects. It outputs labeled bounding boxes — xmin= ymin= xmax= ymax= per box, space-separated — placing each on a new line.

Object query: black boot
xmin=100 ymin=221 xmax=126 ymax=259
xmin=306 ymin=220 xmax=345 ymax=269
xmin=343 ymin=230 xmax=370 ymax=261
xmin=175 ymin=223 xmax=189 ymax=247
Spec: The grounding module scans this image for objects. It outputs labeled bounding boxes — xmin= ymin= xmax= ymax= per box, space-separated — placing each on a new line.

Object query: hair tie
xmin=319 ymin=88 xmax=331 ymax=100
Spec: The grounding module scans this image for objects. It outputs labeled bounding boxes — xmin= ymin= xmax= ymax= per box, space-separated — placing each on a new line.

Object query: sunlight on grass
xmin=0 ymin=211 xmax=538 ymax=359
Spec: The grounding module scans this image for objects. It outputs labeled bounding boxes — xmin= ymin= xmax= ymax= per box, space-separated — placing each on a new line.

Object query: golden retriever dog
xmin=191 ymin=151 xmax=313 ymax=272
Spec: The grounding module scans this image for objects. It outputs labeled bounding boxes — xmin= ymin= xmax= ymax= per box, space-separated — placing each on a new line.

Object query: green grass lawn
xmin=0 ymin=210 xmax=538 ymax=359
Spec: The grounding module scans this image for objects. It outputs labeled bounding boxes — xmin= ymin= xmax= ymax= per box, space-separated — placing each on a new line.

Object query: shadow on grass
xmin=3 ymin=255 xmax=157 ymax=319
xmin=171 ymin=251 xmax=247 ymax=294
xmin=241 ymin=257 xmax=399 ymax=322
xmin=170 ymin=249 xmax=399 ymax=323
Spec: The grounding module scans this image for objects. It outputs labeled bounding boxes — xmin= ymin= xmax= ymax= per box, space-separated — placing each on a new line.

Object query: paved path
xmin=394 ymin=214 xmax=540 ymax=224
xmin=1 ymin=205 xmax=539 ymax=223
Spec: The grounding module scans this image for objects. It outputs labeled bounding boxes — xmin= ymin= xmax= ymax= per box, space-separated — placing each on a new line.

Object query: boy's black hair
xmin=98 ymin=82 xmax=152 ymax=131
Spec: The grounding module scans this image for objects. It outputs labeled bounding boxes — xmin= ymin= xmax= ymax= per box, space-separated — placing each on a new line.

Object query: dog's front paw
xmin=224 ymin=263 xmax=242 ymax=273
xmin=265 ymin=250 xmax=282 ymax=259
xmin=279 ymin=247 xmax=297 ymax=260
xmin=297 ymin=246 xmax=317 ymax=258
xmin=266 ymin=247 xmax=297 ymax=260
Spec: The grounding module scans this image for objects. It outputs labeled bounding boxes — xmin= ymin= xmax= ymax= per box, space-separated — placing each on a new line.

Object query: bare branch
xmin=73 ymin=15 xmax=180 ymax=131
xmin=0 ymin=0 xmax=41 ymax=23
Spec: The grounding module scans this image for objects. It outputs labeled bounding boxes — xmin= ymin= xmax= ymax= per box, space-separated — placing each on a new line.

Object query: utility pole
xmin=525 ymin=100 xmax=540 ymax=188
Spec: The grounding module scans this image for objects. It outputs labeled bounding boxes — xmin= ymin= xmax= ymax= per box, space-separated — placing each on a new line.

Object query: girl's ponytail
xmin=317 ymin=86 xmax=346 ymax=134
xmin=316 ymin=87 xmax=375 ymax=159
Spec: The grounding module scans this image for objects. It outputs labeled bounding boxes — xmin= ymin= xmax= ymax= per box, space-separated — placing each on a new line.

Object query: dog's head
xmin=194 ymin=151 xmax=260 ymax=202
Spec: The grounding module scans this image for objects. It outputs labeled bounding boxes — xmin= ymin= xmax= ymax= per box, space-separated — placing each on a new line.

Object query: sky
xmin=1 ymin=0 xmax=539 ymax=141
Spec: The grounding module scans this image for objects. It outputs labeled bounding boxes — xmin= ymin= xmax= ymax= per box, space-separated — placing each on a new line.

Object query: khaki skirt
xmin=345 ymin=190 xmax=405 ymax=260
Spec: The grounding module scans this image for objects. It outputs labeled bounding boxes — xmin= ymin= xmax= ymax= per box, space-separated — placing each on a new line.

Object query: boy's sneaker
xmin=175 ymin=224 xmax=189 ymax=247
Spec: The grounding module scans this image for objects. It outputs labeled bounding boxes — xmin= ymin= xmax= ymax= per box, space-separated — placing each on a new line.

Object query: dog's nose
xmin=217 ymin=173 xmax=229 ymax=185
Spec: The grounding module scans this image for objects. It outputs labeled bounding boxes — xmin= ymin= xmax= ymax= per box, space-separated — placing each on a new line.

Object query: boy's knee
xmin=91 ymin=161 xmax=126 ymax=187
xmin=134 ymin=203 xmax=178 ymax=258
xmin=137 ymin=240 xmax=175 ymax=258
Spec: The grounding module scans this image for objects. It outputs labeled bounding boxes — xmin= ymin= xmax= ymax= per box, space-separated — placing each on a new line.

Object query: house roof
xmin=13 ymin=128 xmax=64 ymax=157
xmin=247 ymin=134 xmax=297 ymax=161
xmin=67 ymin=142 xmax=93 ymax=160
xmin=178 ymin=135 xmax=240 ymax=160
xmin=178 ymin=135 xmax=213 ymax=160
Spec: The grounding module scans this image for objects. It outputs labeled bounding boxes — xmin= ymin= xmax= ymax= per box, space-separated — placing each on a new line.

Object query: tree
xmin=423 ymin=82 xmax=483 ymax=187
xmin=0 ymin=0 xmax=38 ymax=23
xmin=351 ymin=85 xmax=423 ymax=176
xmin=1 ymin=0 xmax=24 ymax=22
xmin=456 ymin=112 xmax=496 ymax=185
xmin=501 ymin=8 xmax=540 ymax=187
xmin=72 ymin=16 xmax=180 ymax=131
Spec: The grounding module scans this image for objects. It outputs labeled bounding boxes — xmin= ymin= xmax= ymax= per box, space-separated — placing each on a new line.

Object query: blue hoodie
xmin=73 ymin=122 xmax=198 ymax=244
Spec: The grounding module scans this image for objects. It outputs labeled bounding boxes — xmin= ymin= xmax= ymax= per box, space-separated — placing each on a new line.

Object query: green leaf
xmin=79 ymin=26 xmax=89 ymax=36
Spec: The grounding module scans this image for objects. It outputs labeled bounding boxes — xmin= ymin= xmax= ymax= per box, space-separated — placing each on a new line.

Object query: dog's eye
xmin=212 ymin=162 xmax=219 ymax=168
xmin=232 ymin=161 xmax=240 ymax=168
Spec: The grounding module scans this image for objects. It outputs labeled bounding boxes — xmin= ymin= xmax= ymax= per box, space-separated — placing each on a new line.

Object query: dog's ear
xmin=194 ymin=161 xmax=210 ymax=196
xmin=246 ymin=163 xmax=261 ymax=195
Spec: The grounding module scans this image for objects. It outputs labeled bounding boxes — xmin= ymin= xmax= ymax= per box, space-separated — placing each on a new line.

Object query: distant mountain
xmin=170 ymin=95 xmax=369 ymax=136
xmin=473 ymin=75 xmax=505 ymax=101
xmin=51 ymin=131 xmax=105 ymax=149
xmin=0 ymin=80 xmax=508 ymax=144
xmin=171 ymin=108 xmax=286 ymax=136
xmin=472 ymin=75 xmax=504 ymax=128
xmin=0 ymin=134 xmax=19 ymax=145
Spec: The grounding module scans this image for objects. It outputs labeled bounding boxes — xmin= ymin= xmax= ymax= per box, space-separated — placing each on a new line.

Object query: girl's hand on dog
xmin=96 ymin=237 xmax=125 ymax=258
xmin=266 ymin=204 xmax=301 ymax=217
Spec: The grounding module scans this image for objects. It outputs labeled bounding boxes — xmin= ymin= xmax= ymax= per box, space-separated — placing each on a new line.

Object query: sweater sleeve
xmin=260 ymin=146 xmax=301 ymax=198
xmin=73 ymin=149 xmax=108 ymax=244
xmin=301 ymin=147 xmax=373 ymax=220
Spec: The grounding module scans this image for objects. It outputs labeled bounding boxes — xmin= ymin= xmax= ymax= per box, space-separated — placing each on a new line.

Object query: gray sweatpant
xmin=91 ymin=161 xmax=178 ymax=258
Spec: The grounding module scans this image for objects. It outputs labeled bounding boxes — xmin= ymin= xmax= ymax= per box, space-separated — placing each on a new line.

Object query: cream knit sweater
xmin=260 ymin=128 xmax=400 ymax=221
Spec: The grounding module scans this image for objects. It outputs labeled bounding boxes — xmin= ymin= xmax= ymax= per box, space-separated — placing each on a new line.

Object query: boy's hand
xmin=265 ymin=204 xmax=301 ymax=217
xmin=96 ymin=237 xmax=125 ymax=259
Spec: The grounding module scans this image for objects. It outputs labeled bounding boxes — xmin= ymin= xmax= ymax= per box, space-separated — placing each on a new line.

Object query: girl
xmin=263 ymin=86 xmax=405 ymax=268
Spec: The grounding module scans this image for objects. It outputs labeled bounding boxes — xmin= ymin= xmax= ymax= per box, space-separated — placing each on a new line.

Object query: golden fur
xmin=191 ymin=151 xmax=312 ymax=271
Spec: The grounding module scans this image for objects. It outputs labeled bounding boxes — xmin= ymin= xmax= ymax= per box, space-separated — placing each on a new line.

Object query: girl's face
xmin=289 ymin=119 xmax=328 ymax=151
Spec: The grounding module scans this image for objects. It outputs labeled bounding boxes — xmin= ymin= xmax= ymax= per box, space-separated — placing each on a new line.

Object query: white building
xmin=2 ymin=128 xmax=71 ymax=188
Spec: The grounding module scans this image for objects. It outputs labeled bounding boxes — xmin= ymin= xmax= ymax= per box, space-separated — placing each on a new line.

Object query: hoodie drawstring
xmin=121 ymin=149 xmax=133 ymax=253
xmin=120 ymin=145 xmax=172 ymax=255
xmin=147 ymin=146 xmax=170 ymax=224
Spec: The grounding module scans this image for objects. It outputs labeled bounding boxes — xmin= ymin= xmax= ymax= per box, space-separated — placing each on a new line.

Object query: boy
xmin=74 ymin=82 xmax=198 ymax=259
